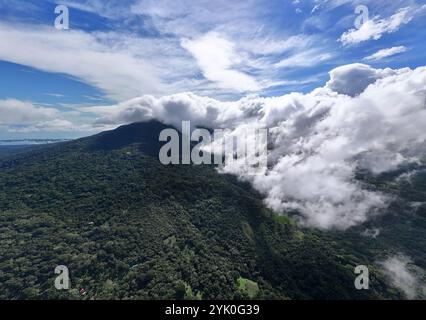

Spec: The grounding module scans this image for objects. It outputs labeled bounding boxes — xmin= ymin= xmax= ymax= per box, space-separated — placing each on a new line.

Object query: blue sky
xmin=0 ymin=0 xmax=425 ymax=139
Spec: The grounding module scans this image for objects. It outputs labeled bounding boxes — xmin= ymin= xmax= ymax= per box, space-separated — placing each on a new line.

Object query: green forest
xmin=0 ymin=122 xmax=424 ymax=300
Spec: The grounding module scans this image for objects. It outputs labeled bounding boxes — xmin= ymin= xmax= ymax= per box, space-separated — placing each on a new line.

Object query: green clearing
xmin=238 ymin=277 xmax=259 ymax=299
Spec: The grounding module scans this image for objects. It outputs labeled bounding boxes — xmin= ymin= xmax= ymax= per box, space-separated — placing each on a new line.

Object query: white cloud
xmin=380 ymin=255 xmax=425 ymax=299
xmin=55 ymin=0 xmax=129 ymax=19
xmin=239 ymin=34 xmax=315 ymax=56
xmin=0 ymin=19 xmax=327 ymax=101
xmin=275 ymin=49 xmax=333 ymax=69
xmin=181 ymin=32 xmax=260 ymax=92
xmin=0 ymin=1 xmax=343 ymax=102
xmin=88 ymin=93 xmax=238 ymax=129
xmin=0 ymin=99 xmax=83 ymax=132
xmin=0 ymin=99 xmax=58 ymax=125
xmin=364 ymin=46 xmax=408 ymax=61
xmin=0 ymin=21 xmax=199 ymax=100
xmin=88 ymin=63 xmax=426 ymax=230
xmin=325 ymin=63 xmax=399 ymax=97
xmin=131 ymin=0 xmax=334 ymax=91
xmin=340 ymin=7 xmax=417 ymax=45
xmin=130 ymin=0 xmax=261 ymax=37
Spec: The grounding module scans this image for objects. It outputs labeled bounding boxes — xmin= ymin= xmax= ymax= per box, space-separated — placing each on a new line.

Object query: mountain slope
xmin=0 ymin=121 xmax=401 ymax=299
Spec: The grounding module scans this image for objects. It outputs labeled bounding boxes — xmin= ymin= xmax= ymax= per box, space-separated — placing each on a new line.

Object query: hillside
xmin=0 ymin=121 xmax=415 ymax=299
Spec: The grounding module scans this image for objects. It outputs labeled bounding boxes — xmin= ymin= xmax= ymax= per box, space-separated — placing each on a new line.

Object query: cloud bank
xmin=90 ymin=63 xmax=426 ymax=230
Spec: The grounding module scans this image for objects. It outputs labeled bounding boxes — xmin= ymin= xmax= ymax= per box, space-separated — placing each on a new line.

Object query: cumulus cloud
xmin=340 ymin=7 xmax=419 ymax=45
xmin=89 ymin=63 xmax=426 ymax=230
xmin=364 ymin=46 xmax=408 ymax=61
xmin=380 ymin=255 xmax=425 ymax=299
xmin=325 ymin=63 xmax=399 ymax=97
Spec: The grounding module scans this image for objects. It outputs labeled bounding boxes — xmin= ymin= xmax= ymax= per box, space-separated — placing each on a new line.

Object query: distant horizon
xmin=0 ymin=138 xmax=70 ymax=145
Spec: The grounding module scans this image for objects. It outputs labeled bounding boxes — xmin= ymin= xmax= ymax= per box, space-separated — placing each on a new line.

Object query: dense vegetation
xmin=0 ymin=145 xmax=37 ymax=159
xmin=0 ymin=121 xmax=423 ymax=300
